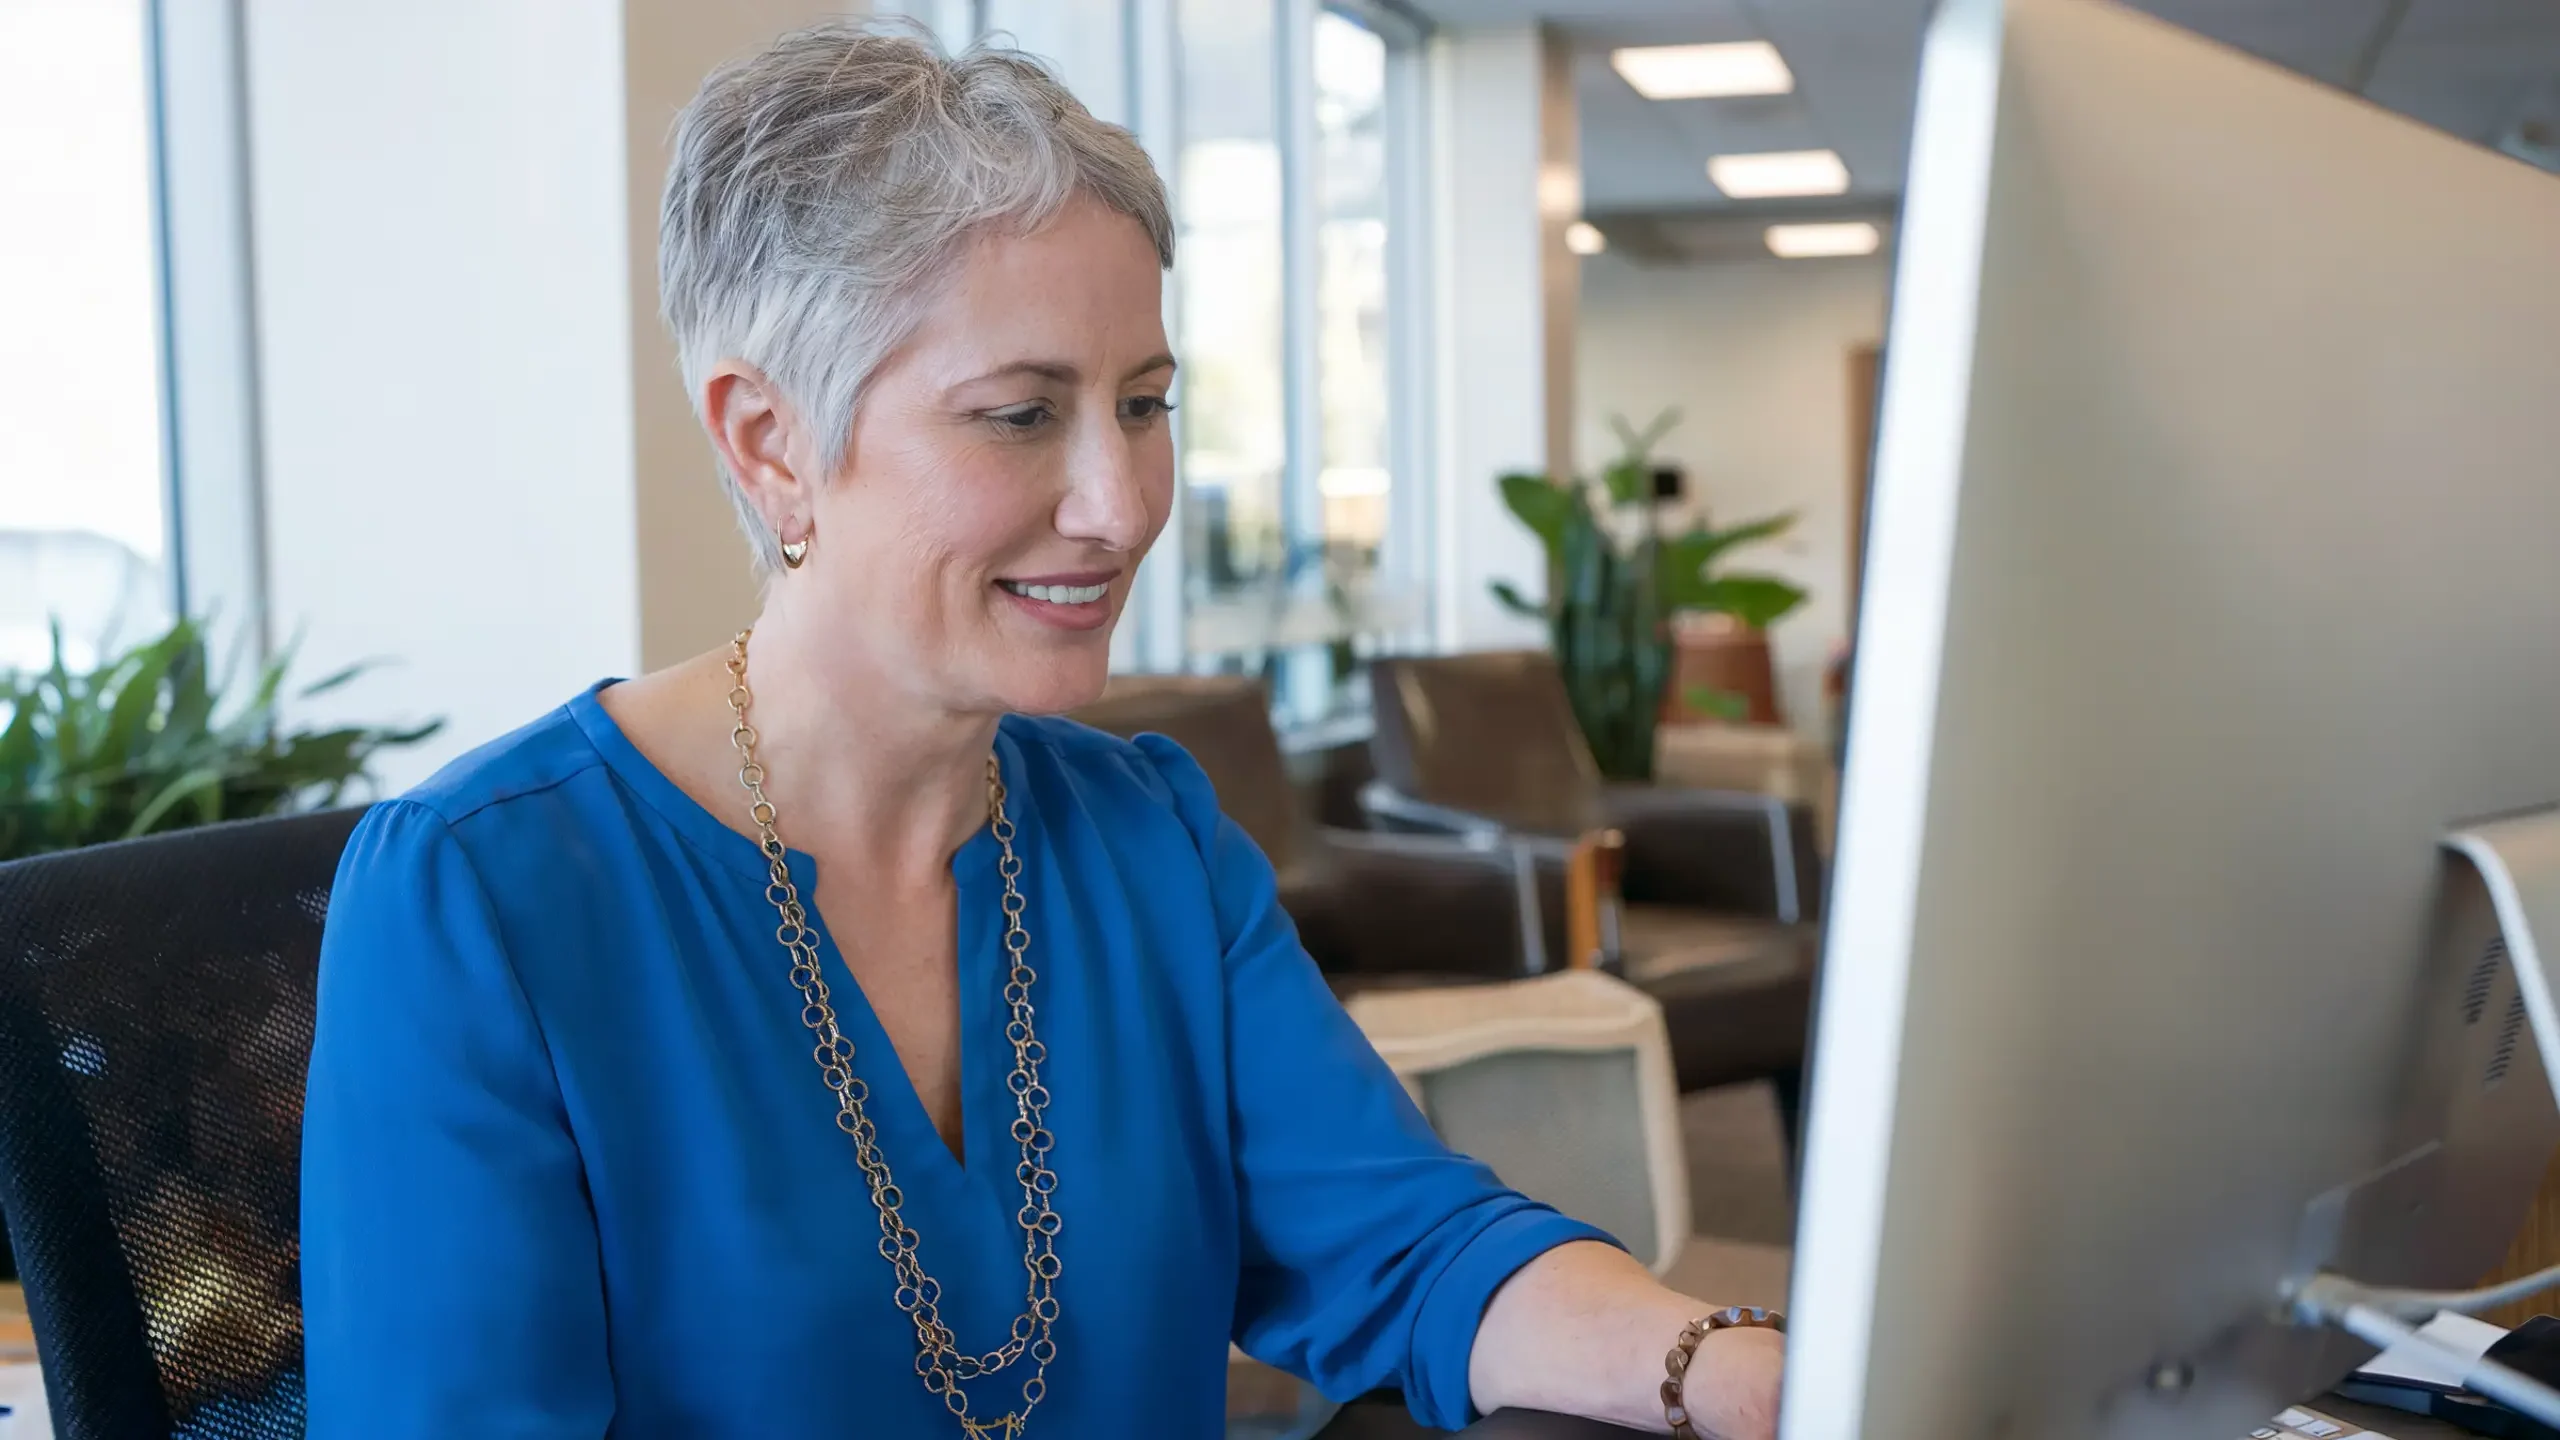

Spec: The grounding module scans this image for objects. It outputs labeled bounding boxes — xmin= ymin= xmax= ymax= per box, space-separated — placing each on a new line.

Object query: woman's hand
xmin=1468 ymin=1240 xmax=1785 ymax=1437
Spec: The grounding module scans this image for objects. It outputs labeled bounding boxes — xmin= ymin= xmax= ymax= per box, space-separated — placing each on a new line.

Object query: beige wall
xmin=623 ymin=0 xmax=849 ymax=671
xmin=1576 ymin=249 xmax=1889 ymax=734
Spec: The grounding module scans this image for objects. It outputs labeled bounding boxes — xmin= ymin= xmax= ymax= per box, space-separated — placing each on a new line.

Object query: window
xmin=1178 ymin=0 xmax=1430 ymax=732
xmin=0 ymin=1 xmax=171 ymax=672
xmin=834 ymin=0 xmax=1439 ymax=738
xmin=1174 ymin=0 xmax=1292 ymax=659
xmin=1313 ymin=9 xmax=1391 ymax=595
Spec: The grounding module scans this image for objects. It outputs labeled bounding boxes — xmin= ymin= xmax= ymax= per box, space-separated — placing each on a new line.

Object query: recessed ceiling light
xmin=1706 ymin=149 xmax=1851 ymax=199
xmin=1766 ymin=221 xmax=1881 ymax=258
xmin=1610 ymin=41 xmax=1794 ymax=101
xmin=1565 ymin=221 xmax=1607 ymax=256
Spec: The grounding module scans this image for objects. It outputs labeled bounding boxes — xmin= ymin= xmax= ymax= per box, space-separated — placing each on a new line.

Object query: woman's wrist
xmin=1667 ymin=1321 xmax=1785 ymax=1440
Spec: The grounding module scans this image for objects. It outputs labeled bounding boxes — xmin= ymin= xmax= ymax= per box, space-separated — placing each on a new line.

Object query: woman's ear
xmin=701 ymin=362 xmax=811 ymax=537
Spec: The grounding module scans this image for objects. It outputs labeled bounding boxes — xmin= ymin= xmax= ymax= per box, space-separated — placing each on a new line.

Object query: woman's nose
xmin=1054 ymin=416 xmax=1151 ymax=552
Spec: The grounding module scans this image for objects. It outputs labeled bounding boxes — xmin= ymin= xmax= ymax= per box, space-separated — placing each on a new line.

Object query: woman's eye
xmin=1121 ymin=396 xmax=1177 ymax=423
xmin=987 ymin=404 xmax=1053 ymax=434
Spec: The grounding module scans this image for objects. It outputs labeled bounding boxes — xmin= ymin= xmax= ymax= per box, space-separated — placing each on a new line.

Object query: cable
xmin=2322 ymin=1261 xmax=2560 ymax=1322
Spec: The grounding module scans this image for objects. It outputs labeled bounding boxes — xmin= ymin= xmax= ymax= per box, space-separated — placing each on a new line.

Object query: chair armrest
xmin=1355 ymin=782 xmax=1504 ymax=841
xmin=1284 ymin=830 xmax=1540 ymax=981
xmin=1601 ymin=785 xmax=1821 ymax=924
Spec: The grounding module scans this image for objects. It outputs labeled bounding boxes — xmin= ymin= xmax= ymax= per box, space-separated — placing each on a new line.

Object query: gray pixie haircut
xmin=660 ymin=21 xmax=1176 ymax=571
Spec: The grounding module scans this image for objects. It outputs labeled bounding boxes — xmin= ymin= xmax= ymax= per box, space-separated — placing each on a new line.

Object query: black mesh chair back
xmin=0 ymin=808 xmax=364 ymax=1440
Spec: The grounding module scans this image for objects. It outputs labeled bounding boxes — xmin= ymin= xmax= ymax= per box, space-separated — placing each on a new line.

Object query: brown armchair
xmin=1361 ymin=650 xmax=1821 ymax=1115
xmin=1070 ymin=677 xmax=1538 ymax=992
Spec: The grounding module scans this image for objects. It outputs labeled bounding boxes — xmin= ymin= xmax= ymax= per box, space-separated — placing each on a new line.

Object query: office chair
xmin=1362 ymin=651 xmax=1819 ymax=1122
xmin=0 ymin=808 xmax=362 ymax=1440
xmin=1072 ymin=676 xmax=1540 ymax=990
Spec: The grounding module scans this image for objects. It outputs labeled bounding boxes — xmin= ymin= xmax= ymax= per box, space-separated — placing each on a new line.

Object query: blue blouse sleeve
xmin=301 ymin=801 xmax=613 ymax=1439
xmin=1132 ymin=735 xmax=1617 ymax=1431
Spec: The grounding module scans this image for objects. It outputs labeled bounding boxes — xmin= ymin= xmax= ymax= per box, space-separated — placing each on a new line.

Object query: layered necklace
xmin=725 ymin=631 xmax=1061 ymax=1439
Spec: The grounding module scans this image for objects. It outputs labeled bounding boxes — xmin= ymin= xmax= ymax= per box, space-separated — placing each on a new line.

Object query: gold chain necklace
xmin=725 ymin=631 xmax=1061 ymax=1439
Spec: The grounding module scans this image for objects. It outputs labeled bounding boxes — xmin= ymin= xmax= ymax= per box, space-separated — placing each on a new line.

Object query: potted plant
xmin=1 ymin=618 xmax=439 ymax=862
xmin=1490 ymin=410 xmax=1806 ymax=781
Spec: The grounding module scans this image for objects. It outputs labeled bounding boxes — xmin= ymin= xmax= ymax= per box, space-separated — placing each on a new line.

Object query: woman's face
xmin=776 ymin=197 xmax=1175 ymax=719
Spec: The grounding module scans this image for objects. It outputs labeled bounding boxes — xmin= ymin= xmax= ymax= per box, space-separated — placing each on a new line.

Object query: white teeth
xmin=1004 ymin=581 xmax=1107 ymax=605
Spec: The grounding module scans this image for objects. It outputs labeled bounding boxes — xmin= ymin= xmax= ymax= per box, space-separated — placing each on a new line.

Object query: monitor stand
xmin=2286 ymin=808 xmax=2560 ymax=1424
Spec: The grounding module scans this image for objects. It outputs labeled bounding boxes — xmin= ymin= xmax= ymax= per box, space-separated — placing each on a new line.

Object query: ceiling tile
xmin=1503 ymin=0 xmax=2560 ymax=215
xmin=2128 ymin=0 xmax=2398 ymax=86
xmin=2364 ymin=0 xmax=2560 ymax=142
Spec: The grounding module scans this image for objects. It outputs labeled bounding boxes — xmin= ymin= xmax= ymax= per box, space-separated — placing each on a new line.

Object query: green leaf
xmin=1601 ymin=457 xmax=1651 ymax=507
xmin=1496 ymin=472 xmax=1579 ymax=555
xmin=1696 ymin=512 xmax=1795 ymax=563
xmin=296 ymin=658 xmax=378 ymax=701
xmin=124 ymin=766 xmax=230 ymax=839
xmin=1682 ymin=686 xmax=1753 ymax=722
xmin=1488 ymin=581 xmax=1546 ymax=620
xmin=158 ymin=636 xmax=218 ymax=764
xmin=1691 ymin=574 xmax=1810 ymax=630
xmin=101 ymin=622 xmax=190 ymax=772
xmin=1607 ymin=408 xmax=1682 ymax=463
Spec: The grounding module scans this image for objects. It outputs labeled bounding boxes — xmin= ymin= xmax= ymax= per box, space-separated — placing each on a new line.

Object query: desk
xmin=2322 ymin=1396 xmax=2472 ymax=1438
xmin=1310 ymin=1396 xmax=2479 ymax=1438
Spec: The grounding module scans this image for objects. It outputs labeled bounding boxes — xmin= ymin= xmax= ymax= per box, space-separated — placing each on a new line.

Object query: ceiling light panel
xmin=1707 ymin=149 xmax=1851 ymax=199
xmin=1610 ymin=42 xmax=1794 ymax=101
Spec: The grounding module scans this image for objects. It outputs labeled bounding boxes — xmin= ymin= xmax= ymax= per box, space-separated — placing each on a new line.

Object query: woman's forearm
xmin=1468 ymin=1240 xmax=1782 ymax=1439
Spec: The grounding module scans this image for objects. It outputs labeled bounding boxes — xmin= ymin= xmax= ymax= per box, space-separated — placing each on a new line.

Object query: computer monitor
xmin=1789 ymin=0 xmax=2560 ymax=1437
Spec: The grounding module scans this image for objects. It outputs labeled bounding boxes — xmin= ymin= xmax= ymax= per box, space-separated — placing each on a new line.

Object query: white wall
xmin=245 ymin=0 xmax=855 ymax=787
xmin=1429 ymin=25 xmax=1576 ymax=654
xmin=246 ymin=0 xmax=643 ymax=786
xmin=1577 ymin=249 xmax=1889 ymax=733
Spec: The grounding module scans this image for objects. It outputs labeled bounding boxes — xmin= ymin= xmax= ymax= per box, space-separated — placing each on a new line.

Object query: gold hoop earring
xmin=779 ymin=525 xmax=812 ymax=570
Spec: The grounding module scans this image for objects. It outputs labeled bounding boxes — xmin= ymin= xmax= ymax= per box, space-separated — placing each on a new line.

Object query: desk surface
xmin=2321 ymin=1396 xmax=2472 ymax=1439
xmin=1312 ymin=1396 xmax=2481 ymax=1439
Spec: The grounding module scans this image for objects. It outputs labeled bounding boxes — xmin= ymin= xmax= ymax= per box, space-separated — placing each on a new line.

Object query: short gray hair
xmin=659 ymin=21 xmax=1176 ymax=571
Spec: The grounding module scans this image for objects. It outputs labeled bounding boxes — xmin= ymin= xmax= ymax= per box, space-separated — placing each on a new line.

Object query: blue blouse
xmin=300 ymin=686 xmax=1610 ymax=1438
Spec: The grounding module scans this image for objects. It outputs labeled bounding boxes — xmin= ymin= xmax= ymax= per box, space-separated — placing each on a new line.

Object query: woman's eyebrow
xmin=957 ymin=354 xmax=1178 ymax=388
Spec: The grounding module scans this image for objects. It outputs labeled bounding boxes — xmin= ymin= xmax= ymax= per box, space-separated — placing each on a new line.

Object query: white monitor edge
xmin=1779 ymin=0 xmax=2008 ymax=1434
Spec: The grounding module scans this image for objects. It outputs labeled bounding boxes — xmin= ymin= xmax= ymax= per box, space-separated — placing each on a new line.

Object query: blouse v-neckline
xmin=565 ymin=682 xmax=1019 ymax=1188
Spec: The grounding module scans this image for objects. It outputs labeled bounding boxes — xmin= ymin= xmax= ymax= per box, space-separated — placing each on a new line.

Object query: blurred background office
xmin=1 ymin=1 xmax=2558 ymax=1433
xmin=9 ymin=0 xmax=2554 ymax=776
xmin=10 ymin=0 xmax=2560 ymax=1240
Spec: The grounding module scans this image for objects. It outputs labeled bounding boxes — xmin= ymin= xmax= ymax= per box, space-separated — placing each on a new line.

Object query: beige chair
xmin=1342 ymin=971 xmax=1691 ymax=1278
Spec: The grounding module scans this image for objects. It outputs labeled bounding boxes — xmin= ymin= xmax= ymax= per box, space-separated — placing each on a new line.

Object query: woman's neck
xmin=721 ymin=604 xmax=1002 ymax=884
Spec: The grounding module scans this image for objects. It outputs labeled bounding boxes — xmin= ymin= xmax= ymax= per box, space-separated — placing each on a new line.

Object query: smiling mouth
xmin=998 ymin=580 xmax=1110 ymax=605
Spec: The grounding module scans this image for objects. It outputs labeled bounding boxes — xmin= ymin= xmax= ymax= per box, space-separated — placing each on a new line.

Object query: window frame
xmin=146 ymin=0 xmax=270 ymax=662
xmin=1261 ymin=0 xmax=1436 ymax=727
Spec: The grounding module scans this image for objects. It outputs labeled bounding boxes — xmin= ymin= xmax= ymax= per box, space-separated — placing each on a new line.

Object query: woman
xmin=300 ymin=22 xmax=1784 ymax=1439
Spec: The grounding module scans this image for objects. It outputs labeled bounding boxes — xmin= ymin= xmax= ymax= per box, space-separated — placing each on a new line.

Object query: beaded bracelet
xmin=1662 ymin=1306 xmax=1785 ymax=1439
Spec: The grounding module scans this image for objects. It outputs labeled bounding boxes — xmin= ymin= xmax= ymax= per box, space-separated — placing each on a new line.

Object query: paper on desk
xmin=2351 ymin=1310 xmax=2510 ymax=1391
xmin=2244 ymin=1404 xmax=2397 ymax=1439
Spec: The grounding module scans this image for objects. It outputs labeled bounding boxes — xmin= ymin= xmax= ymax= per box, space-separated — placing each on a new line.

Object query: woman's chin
xmin=988 ymin=650 xmax=1114 ymax=718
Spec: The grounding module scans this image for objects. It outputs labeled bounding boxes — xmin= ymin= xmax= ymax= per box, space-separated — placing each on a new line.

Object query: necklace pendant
xmin=962 ymin=1416 xmax=1024 ymax=1439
